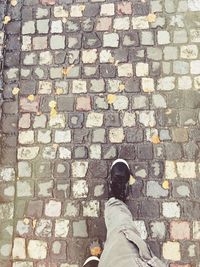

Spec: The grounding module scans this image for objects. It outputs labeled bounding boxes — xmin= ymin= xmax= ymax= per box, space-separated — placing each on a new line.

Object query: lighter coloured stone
xmin=100 ymin=3 xmax=115 ymax=16
xmin=82 ymin=200 xmax=99 ymax=217
xmin=163 ymin=241 xmax=181 ymax=260
xmin=54 ymin=130 xmax=71 ymax=143
xmin=100 ymin=50 xmax=113 ymax=63
xmin=6 ymin=68 xmax=19 ymax=79
xmin=178 ymin=76 xmax=192 ymax=90
xmin=72 ymin=180 xmax=88 ymax=198
xmin=109 ymin=128 xmax=125 ymax=143
xmin=142 ymin=78 xmax=155 ymax=93
xmin=188 ymin=0 xmax=200 ymax=11
xmin=157 ymin=77 xmax=175 ymax=91
xmin=23 ymin=53 xmax=36 ymax=65
xmin=86 ymin=112 xmax=103 ymax=127
xmin=35 ymin=219 xmax=52 ymax=237
xmin=42 ymin=146 xmax=57 ymax=160
xmin=0 ymin=202 xmax=14 ymax=220
xmin=114 ymin=17 xmax=130 ymax=30
xmin=82 ymin=49 xmax=98 ymax=64
xmin=51 ymin=20 xmax=63 ymax=33
xmin=191 ymin=60 xmax=200 ymax=74
xmin=162 ymin=202 xmax=180 ymax=218
xmin=132 ymin=16 xmax=149 ymax=29
xmin=89 ymin=144 xmax=101 ymax=159
xmin=176 ymin=162 xmax=196 ymax=178
xmin=0 ymin=168 xmax=15 ymax=182
xmin=54 ymin=6 xmax=69 ymax=18
xmin=107 ymin=79 xmax=122 ymax=93
xmin=139 ymin=111 xmax=156 ymax=127
xmin=193 ymin=221 xmax=200 ymax=239
xmin=94 ymin=184 xmax=105 ymax=197
xmin=123 ymin=112 xmax=136 ymax=127
xmin=28 ymin=240 xmax=47 ymax=259
xmin=12 ymin=238 xmax=26 ymax=259
xmin=45 ymin=200 xmax=61 ymax=217
xmin=38 ymin=81 xmax=52 ymax=94
xmin=72 ymin=161 xmax=88 ymax=178
xmin=118 ymin=63 xmax=133 ymax=77
xmin=55 ymin=219 xmax=69 ymax=237
xmin=22 ymin=21 xmax=35 ymax=35
xmin=18 ymin=131 xmax=34 ymax=145
xmin=18 ymin=147 xmax=39 ymax=160
xmin=165 ymin=161 xmax=177 ymax=179
xmin=180 ymin=45 xmax=198 ymax=59
xmin=152 ymin=94 xmax=167 ymax=108
xmin=157 ymin=31 xmax=170 ymax=44
xmin=49 ymin=113 xmax=66 ymax=128
xmin=37 ymin=19 xmax=49 ymax=34
xmin=38 ymin=180 xmax=53 ymax=197
xmin=4 ymin=186 xmax=15 ymax=197
xmin=59 ymin=147 xmax=71 ymax=159
xmin=113 ymin=95 xmax=129 ymax=110
xmin=194 ymin=76 xmax=200 ymax=90
xmin=36 ymin=7 xmax=48 ymax=18
xmin=103 ymin=33 xmax=119 ymax=48
xmin=17 ymin=181 xmax=33 ymax=197
xmin=39 ymin=51 xmax=53 ymax=65
xmin=13 ymin=262 xmax=33 ymax=267
xmin=72 ymin=80 xmax=87 ymax=93
xmin=136 ymin=63 xmax=149 ymax=77
xmin=33 ymin=114 xmax=47 ymax=128
xmin=70 ymin=5 xmax=85 ymax=17
xmin=38 ymin=130 xmax=51 ymax=144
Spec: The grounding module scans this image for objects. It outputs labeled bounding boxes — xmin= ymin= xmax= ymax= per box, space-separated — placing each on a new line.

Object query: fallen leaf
xmin=32 ymin=219 xmax=37 ymax=229
xmin=129 ymin=175 xmax=136 ymax=185
xmin=63 ymin=64 xmax=74 ymax=76
xmin=49 ymin=100 xmax=57 ymax=117
xmin=165 ymin=109 xmax=172 ymax=115
xmin=3 ymin=16 xmax=11 ymax=25
xmin=114 ymin=60 xmax=119 ymax=66
xmin=162 ymin=180 xmax=169 ymax=190
xmin=118 ymin=83 xmax=125 ymax=92
xmin=107 ymin=94 xmax=117 ymax=104
xmin=151 ymin=135 xmax=160 ymax=144
xmin=23 ymin=218 xmax=30 ymax=225
xmin=90 ymin=241 xmax=102 ymax=256
xmin=11 ymin=0 xmax=17 ymax=6
xmin=53 ymin=144 xmax=58 ymax=149
xmin=27 ymin=95 xmax=35 ymax=102
xmin=12 ymin=87 xmax=20 ymax=95
xmin=79 ymin=5 xmax=85 ymax=12
xmin=146 ymin=13 xmax=156 ymax=23
xmin=56 ymin=88 xmax=64 ymax=95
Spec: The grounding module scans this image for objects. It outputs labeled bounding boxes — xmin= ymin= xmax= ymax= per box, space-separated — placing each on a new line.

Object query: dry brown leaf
xmin=3 ymin=16 xmax=11 ymax=25
xmin=12 ymin=87 xmax=20 ymax=95
xmin=146 ymin=13 xmax=156 ymax=23
xmin=32 ymin=219 xmax=37 ymax=229
xmin=107 ymin=94 xmax=117 ymax=104
xmin=62 ymin=64 xmax=74 ymax=76
xmin=151 ymin=135 xmax=160 ymax=144
xmin=162 ymin=180 xmax=169 ymax=190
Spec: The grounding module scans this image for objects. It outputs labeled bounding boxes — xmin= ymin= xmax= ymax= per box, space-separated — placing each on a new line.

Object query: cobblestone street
xmin=0 ymin=0 xmax=200 ymax=266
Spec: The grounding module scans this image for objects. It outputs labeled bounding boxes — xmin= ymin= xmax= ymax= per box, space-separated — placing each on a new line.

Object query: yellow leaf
xmin=32 ymin=219 xmax=37 ymax=229
xmin=129 ymin=175 xmax=136 ymax=185
xmin=27 ymin=95 xmax=35 ymax=102
xmin=162 ymin=180 xmax=169 ymax=190
xmin=56 ymin=88 xmax=64 ymax=95
xmin=146 ymin=13 xmax=156 ymax=23
xmin=23 ymin=218 xmax=30 ymax=225
xmin=53 ymin=144 xmax=58 ymax=149
xmin=11 ymin=0 xmax=17 ymax=6
xmin=49 ymin=100 xmax=57 ymax=108
xmin=79 ymin=5 xmax=85 ymax=12
xmin=151 ymin=135 xmax=160 ymax=144
xmin=90 ymin=247 xmax=102 ymax=256
xmin=118 ymin=83 xmax=125 ymax=92
xmin=107 ymin=94 xmax=117 ymax=104
xmin=12 ymin=87 xmax=20 ymax=95
xmin=3 ymin=16 xmax=11 ymax=25
xmin=62 ymin=64 xmax=74 ymax=76
xmin=50 ymin=107 xmax=57 ymax=117
xmin=114 ymin=60 xmax=119 ymax=66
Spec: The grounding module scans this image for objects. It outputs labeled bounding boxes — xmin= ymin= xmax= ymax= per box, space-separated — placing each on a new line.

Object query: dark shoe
xmin=83 ymin=256 xmax=99 ymax=267
xmin=108 ymin=159 xmax=131 ymax=202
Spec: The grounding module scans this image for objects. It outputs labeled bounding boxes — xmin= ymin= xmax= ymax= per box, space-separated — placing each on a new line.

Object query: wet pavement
xmin=0 ymin=0 xmax=200 ymax=266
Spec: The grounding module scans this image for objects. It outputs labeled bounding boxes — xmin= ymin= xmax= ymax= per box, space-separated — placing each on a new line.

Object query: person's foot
xmin=108 ymin=159 xmax=131 ymax=202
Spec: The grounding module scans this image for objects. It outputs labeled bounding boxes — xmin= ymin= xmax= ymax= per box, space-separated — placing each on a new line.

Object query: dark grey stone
xmin=54 ymin=180 xmax=70 ymax=199
xmin=40 ymin=96 xmax=55 ymax=113
xmin=184 ymin=91 xmax=200 ymax=109
xmin=165 ymin=143 xmax=183 ymax=160
xmin=129 ymin=179 xmax=144 ymax=199
xmin=102 ymin=145 xmax=117 ymax=159
xmin=6 ymin=35 xmax=20 ymax=51
xmin=2 ymin=101 xmax=18 ymax=114
xmin=123 ymin=32 xmax=139 ymax=47
xmin=65 ymin=20 xmax=80 ymax=32
xmin=82 ymin=18 xmax=94 ymax=32
xmin=22 ymin=7 xmax=33 ymax=21
xmin=140 ymin=199 xmax=160 ymax=219
xmin=5 ymin=21 xmax=21 ymax=34
xmin=69 ymin=113 xmax=84 ymax=129
xmin=1 ymin=147 xmax=17 ymax=165
xmin=157 ymin=109 xmax=179 ymax=126
xmin=88 ymin=160 xmax=108 ymax=179
xmin=179 ymin=109 xmax=198 ymax=126
xmin=68 ymin=33 xmax=82 ymax=49
xmin=167 ymin=91 xmax=185 ymax=108
xmin=34 ymin=161 xmax=52 ymax=178
xmin=74 ymin=129 xmax=90 ymax=143
xmin=125 ymin=78 xmax=140 ymax=93
xmin=83 ymin=32 xmax=102 ymax=48
xmin=53 ymin=161 xmax=70 ymax=178
xmin=150 ymin=62 xmax=161 ymax=77
xmin=57 ymin=96 xmax=75 ymax=112
xmin=113 ymin=49 xmax=129 ymax=63
xmin=2 ymin=114 xmax=18 ymax=134
xmin=2 ymin=134 xmax=17 ymax=147
xmin=126 ymin=128 xmax=144 ymax=143
xmin=74 ymin=146 xmax=88 ymax=159
xmin=184 ymin=141 xmax=199 ymax=159
xmin=129 ymin=162 xmax=148 ymax=179
xmin=129 ymin=49 xmax=145 ymax=62
xmin=182 ymin=201 xmax=200 ymax=220
xmin=21 ymin=80 xmax=36 ymax=95
xmin=189 ymin=128 xmax=200 ymax=141
xmin=149 ymin=161 xmax=164 ymax=179
xmin=5 ymin=52 xmax=20 ymax=67
xmin=100 ymin=64 xmax=116 ymax=78
xmin=54 ymin=51 xmax=67 ymax=64
xmin=133 ymin=2 xmax=150 ymax=15
xmin=137 ymin=143 xmax=153 ymax=160
xmin=104 ymin=112 xmax=120 ymax=127
xmin=118 ymin=144 xmax=136 ymax=159
xmin=83 ymin=3 xmax=99 ymax=17
xmin=172 ymin=180 xmax=191 ymax=198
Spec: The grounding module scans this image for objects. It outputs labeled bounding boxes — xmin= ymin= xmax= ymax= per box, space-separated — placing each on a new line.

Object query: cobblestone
xmin=0 ymin=0 xmax=200 ymax=266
